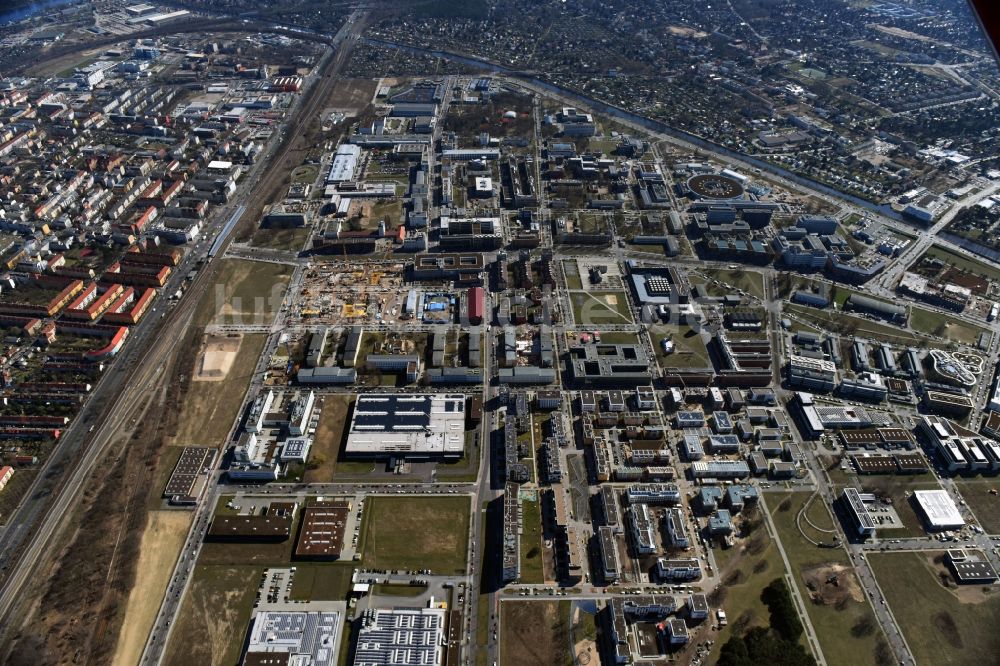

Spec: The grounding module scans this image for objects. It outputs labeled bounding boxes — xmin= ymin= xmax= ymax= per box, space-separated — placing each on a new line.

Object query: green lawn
xmin=289 ymin=563 xmax=355 ymax=601
xmin=361 ymin=496 xmax=470 ymax=574
xmin=520 ymin=498 xmax=544 ymax=584
xmin=250 ymin=227 xmax=311 ymax=251
xmin=703 ymin=268 xmax=766 ymax=299
xmin=595 ymin=332 xmax=640 ymax=345
xmin=163 ymin=565 xmax=261 ymax=666
xmin=291 ymin=164 xmax=318 ymax=184
xmin=650 ymin=324 xmax=712 ymax=369
xmin=767 ymin=493 xmax=889 ymax=666
xmin=869 ymin=551 xmax=1000 ymax=665
xmin=785 ymin=304 xmax=933 ymax=348
xmin=909 ymin=306 xmax=988 ymax=346
xmin=708 ymin=530 xmax=786 ymax=662
xmin=570 ymin=291 xmax=633 ymax=325
xmin=954 ymin=478 xmax=1000 ymax=534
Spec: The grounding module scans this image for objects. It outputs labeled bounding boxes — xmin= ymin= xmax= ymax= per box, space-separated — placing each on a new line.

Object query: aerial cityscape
xmin=0 ymin=1 xmax=999 ymax=665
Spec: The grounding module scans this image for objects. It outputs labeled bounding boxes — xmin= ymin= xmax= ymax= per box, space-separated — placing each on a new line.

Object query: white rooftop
xmin=914 ymin=489 xmax=965 ymax=529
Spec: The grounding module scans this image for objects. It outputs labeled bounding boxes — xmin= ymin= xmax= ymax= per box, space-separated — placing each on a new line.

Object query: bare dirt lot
xmin=802 ymin=563 xmax=865 ymax=607
xmin=324 ymin=78 xmax=377 ymax=113
xmin=194 ymin=334 xmax=242 ymax=381
xmin=112 ymin=510 xmax=192 ymax=666
xmin=173 ymin=333 xmax=267 ymax=446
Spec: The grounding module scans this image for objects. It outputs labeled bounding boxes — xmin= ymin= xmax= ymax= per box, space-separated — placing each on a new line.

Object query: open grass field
xmin=570 ymin=290 xmax=633 ymax=325
xmin=519 ymin=497 xmax=544 ymax=584
xmin=908 ymin=306 xmax=987 ymax=345
xmin=112 ymin=511 xmax=192 ymax=666
xmin=173 ymin=333 xmax=267 ymax=447
xmin=921 ymin=245 xmax=1000 ymax=283
xmin=290 ymin=164 xmax=318 ymax=185
xmin=500 ymin=600 xmax=572 ymax=666
xmin=361 ymin=496 xmax=470 ymax=574
xmin=303 ymin=395 xmax=359 ymax=482
xmin=562 ymin=260 xmax=583 ymax=290
xmin=767 ymin=492 xmax=889 ymax=666
xmin=651 ymin=324 xmax=712 ymax=369
xmin=870 ymin=551 xmax=1000 ymax=665
xmin=954 ymin=478 xmax=1000 ymax=534
xmin=250 ymin=227 xmax=311 ymax=251
xmin=289 ymin=563 xmax=355 ymax=601
xmin=194 ymin=258 xmax=293 ymax=329
xmin=702 ymin=268 xmax=766 ymax=299
xmin=785 ymin=304 xmax=935 ymax=348
xmin=595 ymin=331 xmax=640 ymax=345
xmin=162 ymin=565 xmax=261 ymax=666
xmin=708 ymin=528 xmax=785 ymax=662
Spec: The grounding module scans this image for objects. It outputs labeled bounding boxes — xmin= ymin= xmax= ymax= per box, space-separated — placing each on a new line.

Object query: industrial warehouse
xmin=345 ymin=394 xmax=468 ymax=459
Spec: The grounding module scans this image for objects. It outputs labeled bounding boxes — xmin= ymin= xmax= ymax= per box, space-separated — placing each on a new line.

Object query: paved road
xmin=139 ymin=10 xmax=371 ymax=664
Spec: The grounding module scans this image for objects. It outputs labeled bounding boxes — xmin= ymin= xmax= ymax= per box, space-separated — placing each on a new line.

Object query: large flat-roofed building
xmin=345 ymin=394 xmax=466 ymax=459
xmin=656 ymin=558 xmax=702 ymax=581
xmin=208 ymin=502 xmax=297 ymax=542
xmin=598 ymin=525 xmax=622 ymax=583
xmin=627 ymin=504 xmax=657 ymax=554
xmin=410 ymin=253 xmax=486 ymax=281
xmin=353 ymin=607 xmax=446 ymax=666
xmin=243 ymin=609 xmax=343 ymax=666
xmin=163 ymin=446 xmax=215 ymax=502
xmin=295 ymin=500 xmax=350 ymax=560
xmin=946 ymin=549 xmax=999 ymax=584
xmin=918 ymin=414 xmax=1000 ymax=473
xmin=326 ymin=143 xmax=362 ymax=184
xmin=787 ymin=354 xmax=837 ymax=392
xmin=690 ymin=460 xmax=751 ymax=479
xmin=914 ymin=489 xmax=965 ymax=530
xmin=566 ymin=344 xmax=652 ymax=387
xmin=625 ymin=483 xmax=680 ymax=505
xmin=923 ymin=390 xmax=974 ymax=416
xmin=842 ymin=488 xmax=876 ymax=538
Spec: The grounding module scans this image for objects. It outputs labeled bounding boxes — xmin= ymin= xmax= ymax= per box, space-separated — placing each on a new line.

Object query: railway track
xmin=0 ymin=10 xmax=367 ymax=641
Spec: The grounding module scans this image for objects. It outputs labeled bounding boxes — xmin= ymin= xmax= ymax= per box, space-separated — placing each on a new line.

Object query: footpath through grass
xmin=767 ymin=493 xmax=890 ymax=666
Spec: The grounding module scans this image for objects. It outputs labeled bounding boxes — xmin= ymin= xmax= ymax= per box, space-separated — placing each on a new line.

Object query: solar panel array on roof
xmin=164 ymin=446 xmax=215 ymax=499
xmin=353 ymin=608 xmax=446 ymax=666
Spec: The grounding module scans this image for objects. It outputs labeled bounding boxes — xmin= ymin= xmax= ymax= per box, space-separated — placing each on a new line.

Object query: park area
xmin=707 ymin=518 xmax=785 ymax=662
xmin=361 ymin=496 xmax=470 ymax=575
xmin=870 ymin=551 xmax=1000 ymax=665
xmin=570 ymin=290 xmax=633 ymax=325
